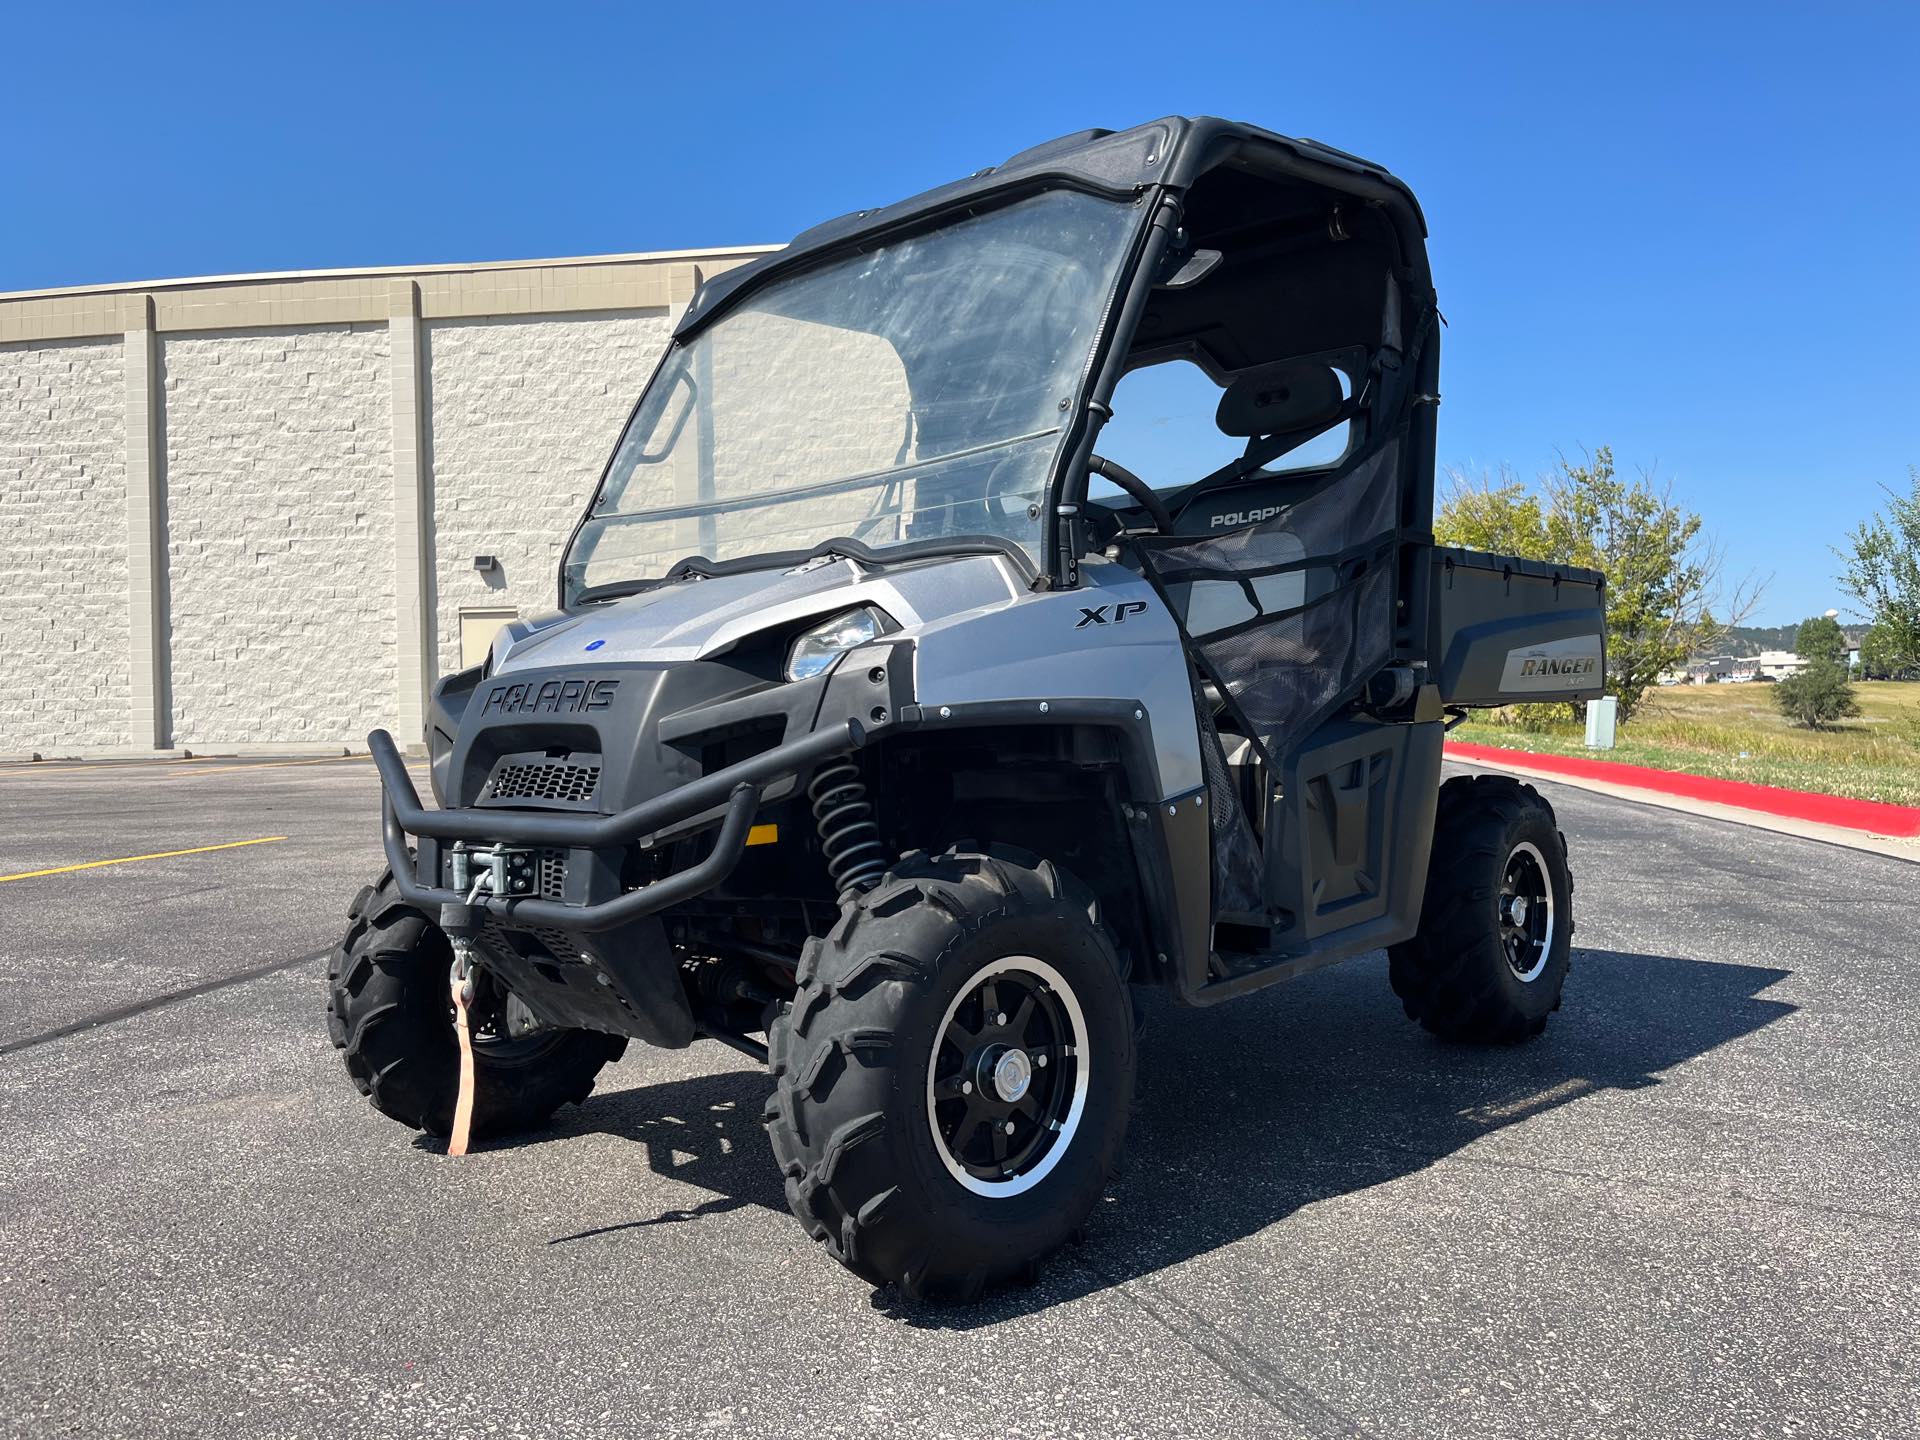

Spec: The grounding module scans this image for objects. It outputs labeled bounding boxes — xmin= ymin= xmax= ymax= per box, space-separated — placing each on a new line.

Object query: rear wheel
xmin=1388 ymin=775 xmax=1573 ymax=1043
xmin=763 ymin=847 xmax=1135 ymax=1299
xmin=327 ymin=871 xmax=626 ymax=1140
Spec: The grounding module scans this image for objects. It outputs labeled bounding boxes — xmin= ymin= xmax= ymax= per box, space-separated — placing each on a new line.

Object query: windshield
xmin=563 ymin=189 xmax=1139 ymax=600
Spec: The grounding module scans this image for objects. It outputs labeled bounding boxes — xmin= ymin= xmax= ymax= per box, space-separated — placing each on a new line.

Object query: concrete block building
xmin=0 ymin=246 xmax=774 ymax=756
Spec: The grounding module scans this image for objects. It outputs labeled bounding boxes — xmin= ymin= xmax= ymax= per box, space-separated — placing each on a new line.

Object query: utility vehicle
xmin=335 ymin=117 xmax=1606 ymax=1298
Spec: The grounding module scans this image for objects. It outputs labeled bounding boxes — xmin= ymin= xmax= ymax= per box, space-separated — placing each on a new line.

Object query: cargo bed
xmin=1427 ymin=547 xmax=1607 ymax=707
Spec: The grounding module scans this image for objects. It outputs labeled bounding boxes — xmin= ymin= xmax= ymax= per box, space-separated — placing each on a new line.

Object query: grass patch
xmin=1453 ymin=680 xmax=1920 ymax=808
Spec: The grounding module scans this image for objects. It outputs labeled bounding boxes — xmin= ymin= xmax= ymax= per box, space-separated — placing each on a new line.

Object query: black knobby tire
xmin=762 ymin=847 xmax=1135 ymax=1300
xmin=1388 ymin=774 xmax=1573 ymax=1043
xmin=327 ymin=871 xmax=626 ymax=1140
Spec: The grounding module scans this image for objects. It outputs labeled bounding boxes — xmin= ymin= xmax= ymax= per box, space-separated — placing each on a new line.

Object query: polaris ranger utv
xmin=334 ymin=116 xmax=1605 ymax=1297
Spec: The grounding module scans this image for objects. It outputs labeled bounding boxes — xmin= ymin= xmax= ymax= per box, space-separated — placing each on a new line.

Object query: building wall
xmin=162 ymin=323 xmax=394 ymax=746
xmin=0 ymin=246 xmax=771 ymax=755
xmin=426 ymin=310 xmax=670 ymax=674
xmin=0 ymin=336 xmax=128 ymax=753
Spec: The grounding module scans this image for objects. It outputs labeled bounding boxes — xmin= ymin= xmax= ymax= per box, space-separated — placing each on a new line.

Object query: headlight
xmin=786 ymin=607 xmax=883 ymax=681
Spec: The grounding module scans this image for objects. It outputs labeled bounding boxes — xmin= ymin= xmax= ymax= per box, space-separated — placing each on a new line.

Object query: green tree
xmin=1437 ymin=447 xmax=1760 ymax=723
xmin=1430 ymin=464 xmax=1551 ymax=555
xmin=1859 ymin=616 xmax=1914 ymax=680
xmin=1794 ymin=614 xmax=1848 ymax=666
xmin=1774 ymin=658 xmax=1860 ymax=729
xmin=1838 ymin=467 xmax=1920 ymax=673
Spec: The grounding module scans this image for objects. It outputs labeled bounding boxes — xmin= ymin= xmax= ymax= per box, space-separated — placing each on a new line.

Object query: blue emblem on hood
xmin=584 ymin=639 xmax=606 ymax=652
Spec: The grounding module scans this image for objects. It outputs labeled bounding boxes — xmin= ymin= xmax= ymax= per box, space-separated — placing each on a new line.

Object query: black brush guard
xmin=369 ymin=719 xmax=866 ymax=933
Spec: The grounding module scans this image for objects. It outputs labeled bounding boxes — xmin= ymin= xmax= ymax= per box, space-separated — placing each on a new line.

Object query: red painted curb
xmin=1443 ymin=740 xmax=1920 ymax=838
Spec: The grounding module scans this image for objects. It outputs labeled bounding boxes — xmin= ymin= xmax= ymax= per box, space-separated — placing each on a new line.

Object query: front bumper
xmin=370 ymin=718 xmax=865 ymax=933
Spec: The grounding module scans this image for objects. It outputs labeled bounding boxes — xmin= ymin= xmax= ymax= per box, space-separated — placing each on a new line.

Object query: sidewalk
xmin=1445 ymin=740 xmax=1920 ymax=863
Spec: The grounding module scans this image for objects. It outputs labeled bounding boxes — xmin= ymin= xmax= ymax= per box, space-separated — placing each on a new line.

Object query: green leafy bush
xmin=1773 ymin=659 xmax=1861 ymax=729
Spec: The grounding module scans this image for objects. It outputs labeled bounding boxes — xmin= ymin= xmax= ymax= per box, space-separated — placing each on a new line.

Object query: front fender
xmin=910 ymin=562 xmax=1202 ymax=799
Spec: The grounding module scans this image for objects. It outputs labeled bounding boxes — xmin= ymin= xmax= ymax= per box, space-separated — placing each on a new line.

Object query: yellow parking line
xmin=0 ymin=836 xmax=287 ymax=883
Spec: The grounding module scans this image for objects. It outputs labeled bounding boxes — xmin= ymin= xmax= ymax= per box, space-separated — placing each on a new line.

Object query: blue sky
xmin=6 ymin=3 xmax=1914 ymax=624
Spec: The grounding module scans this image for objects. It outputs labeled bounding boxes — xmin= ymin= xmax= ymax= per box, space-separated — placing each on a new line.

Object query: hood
xmin=493 ymin=553 xmax=1023 ymax=674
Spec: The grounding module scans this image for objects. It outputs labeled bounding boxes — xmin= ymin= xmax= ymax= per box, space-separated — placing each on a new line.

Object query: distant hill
xmin=1708 ymin=622 xmax=1865 ymax=658
xmin=1718 ymin=624 xmax=1798 ymax=656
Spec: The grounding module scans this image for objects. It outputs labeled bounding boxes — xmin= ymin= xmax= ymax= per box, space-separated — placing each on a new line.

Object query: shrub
xmin=1773 ymin=659 xmax=1861 ymax=729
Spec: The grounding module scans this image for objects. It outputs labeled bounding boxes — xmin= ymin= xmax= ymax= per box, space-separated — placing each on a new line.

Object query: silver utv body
xmin=369 ymin=115 xmax=1605 ymax=1047
xmin=489 ymin=556 xmax=1204 ymax=799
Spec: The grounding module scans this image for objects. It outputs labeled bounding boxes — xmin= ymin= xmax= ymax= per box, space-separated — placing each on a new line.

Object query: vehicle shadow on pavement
xmin=537 ymin=947 xmax=1794 ymax=1326
xmin=538 ymin=1074 xmax=792 ymax=1222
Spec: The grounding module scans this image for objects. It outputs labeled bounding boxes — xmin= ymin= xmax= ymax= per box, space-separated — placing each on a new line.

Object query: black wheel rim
xmin=1499 ymin=841 xmax=1555 ymax=982
xmin=926 ymin=957 xmax=1087 ymax=1196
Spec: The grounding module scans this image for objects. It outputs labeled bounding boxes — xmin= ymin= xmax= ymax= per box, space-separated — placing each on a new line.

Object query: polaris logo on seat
xmin=1210 ymin=505 xmax=1283 ymax=528
xmin=480 ymin=677 xmax=621 ymax=716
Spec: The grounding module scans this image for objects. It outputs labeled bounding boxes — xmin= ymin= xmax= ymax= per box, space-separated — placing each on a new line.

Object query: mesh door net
xmin=1141 ymin=437 xmax=1401 ymax=760
xmin=1136 ymin=437 xmax=1403 ymax=910
xmin=1196 ymin=702 xmax=1266 ymax=915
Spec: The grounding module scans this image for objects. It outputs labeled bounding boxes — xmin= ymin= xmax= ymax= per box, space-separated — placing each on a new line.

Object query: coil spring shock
xmin=808 ymin=758 xmax=886 ymax=898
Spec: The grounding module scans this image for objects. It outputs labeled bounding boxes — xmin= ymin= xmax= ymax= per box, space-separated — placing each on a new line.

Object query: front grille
xmin=488 ymin=760 xmax=600 ymax=804
xmin=538 ymin=848 xmax=566 ymax=900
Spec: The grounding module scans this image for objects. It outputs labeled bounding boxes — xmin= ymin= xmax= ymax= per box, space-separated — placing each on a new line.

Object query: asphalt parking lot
xmin=1 ymin=756 xmax=1914 ymax=1439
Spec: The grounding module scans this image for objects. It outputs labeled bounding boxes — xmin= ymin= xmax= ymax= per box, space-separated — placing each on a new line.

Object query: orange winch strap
xmin=447 ymin=973 xmax=477 ymax=1157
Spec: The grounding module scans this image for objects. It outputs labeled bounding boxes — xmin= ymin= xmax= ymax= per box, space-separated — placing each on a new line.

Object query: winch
xmin=449 ymin=841 xmax=541 ymax=899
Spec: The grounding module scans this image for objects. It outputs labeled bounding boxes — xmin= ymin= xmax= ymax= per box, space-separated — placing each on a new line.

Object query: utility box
xmin=1585 ymin=695 xmax=1619 ymax=749
xmin=1427 ymin=548 xmax=1608 ymax=708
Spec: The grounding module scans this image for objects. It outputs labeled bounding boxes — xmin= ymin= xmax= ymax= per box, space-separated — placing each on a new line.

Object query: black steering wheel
xmin=1087 ymin=455 xmax=1177 ymax=533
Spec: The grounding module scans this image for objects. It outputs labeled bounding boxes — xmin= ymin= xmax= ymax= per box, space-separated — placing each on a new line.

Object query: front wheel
xmin=1388 ymin=775 xmax=1573 ymax=1043
xmin=327 ymin=872 xmax=626 ymax=1140
xmin=763 ymin=848 xmax=1135 ymax=1299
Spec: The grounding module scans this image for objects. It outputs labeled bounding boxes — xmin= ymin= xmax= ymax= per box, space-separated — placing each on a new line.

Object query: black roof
xmin=676 ymin=116 xmax=1429 ymax=339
